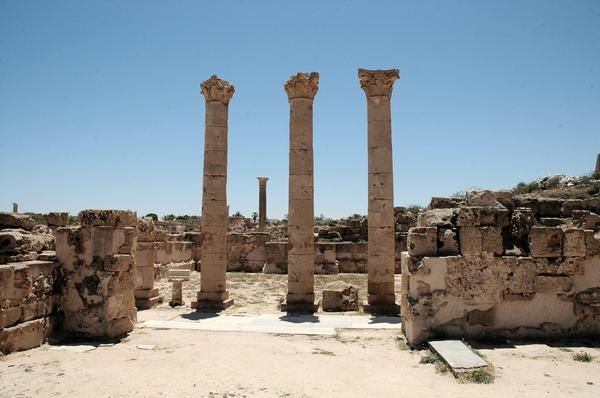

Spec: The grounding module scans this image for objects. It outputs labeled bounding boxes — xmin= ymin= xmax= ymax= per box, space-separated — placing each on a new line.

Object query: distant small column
xmin=192 ymin=75 xmax=235 ymax=311
xmin=596 ymin=153 xmax=600 ymax=175
xmin=282 ymin=72 xmax=319 ymax=313
xmin=359 ymin=68 xmax=400 ymax=314
xmin=12 ymin=203 xmax=18 ymax=213
xmin=257 ymin=177 xmax=269 ymax=230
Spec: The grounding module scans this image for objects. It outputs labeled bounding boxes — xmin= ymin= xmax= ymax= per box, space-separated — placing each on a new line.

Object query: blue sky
xmin=1 ymin=1 xmax=599 ymax=218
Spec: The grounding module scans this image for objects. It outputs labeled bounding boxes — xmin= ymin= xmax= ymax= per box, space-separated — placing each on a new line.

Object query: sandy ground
xmin=1 ymin=273 xmax=600 ymax=397
xmin=154 ymin=272 xmax=403 ymax=314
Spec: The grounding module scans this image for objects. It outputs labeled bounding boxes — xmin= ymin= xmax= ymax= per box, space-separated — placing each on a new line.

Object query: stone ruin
xmin=2 ymin=70 xmax=599 ymax=354
xmin=401 ymin=190 xmax=600 ymax=345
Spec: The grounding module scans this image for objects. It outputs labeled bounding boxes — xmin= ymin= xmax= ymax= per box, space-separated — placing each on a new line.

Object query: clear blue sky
xmin=1 ymin=1 xmax=599 ymax=219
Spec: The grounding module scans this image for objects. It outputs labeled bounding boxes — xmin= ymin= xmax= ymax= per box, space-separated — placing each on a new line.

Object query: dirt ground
xmin=154 ymin=272 xmax=403 ymax=314
xmin=1 ymin=272 xmax=600 ymax=397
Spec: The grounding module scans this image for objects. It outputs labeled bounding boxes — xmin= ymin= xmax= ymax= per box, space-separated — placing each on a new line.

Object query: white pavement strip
xmin=139 ymin=314 xmax=401 ymax=336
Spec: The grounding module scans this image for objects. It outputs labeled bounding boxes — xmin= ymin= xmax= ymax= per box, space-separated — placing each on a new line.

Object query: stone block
xmin=407 ymin=227 xmax=437 ymax=257
xmin=563 ymin=229 xmax=586 ymax=257
xmin=514 ymin=197 xmax=539 ymax=215
xmin=78 ymin=210 xmax=137 ymax=228
xmin=529 ymin=227 xmax=563 ymax=258
xmin=561 ymin=200 xmax=586 ymax=217
xmin=458 ymin=227 xmax=482 ymax=256
xmin=585 ymin=198 xmax=600 ymax=214
xmin=494 ymin=191 xmax=514 ymax=210
xmin=466 ymin=190 xmax=501 ymax=207
xmin=322 ymin=281 xmax=358 ymax=312
xmin=456 ymin=207 xmax=481 ymax=227
xmin=572 ymin=210 xmax=600 ymax=231
xmin=538 ymin=198 xmax=563 ymax=217
xmin=417 ymin=209 xmax=455 ymax=227
xmin=511 ymin=208 xmax=535 ymax=240
xmin=584 ymin=230 xmax=600 ymax=257
xmin=534 ymin=275 xmax=573 ymax=293
xmin=0 ymin=317 xmax=52 ymax=354
xmin=0 ymin=264 xmax=14 ymax=300
xmin=0 ymin=213 xmax=34 ymax=231
xmin=481 ymin=226 xmax=503 ymax=256
xmin=43 ymin=212 xmax=68 ymax=227
xmin=428 ymin=197 xmax=464 ymax=209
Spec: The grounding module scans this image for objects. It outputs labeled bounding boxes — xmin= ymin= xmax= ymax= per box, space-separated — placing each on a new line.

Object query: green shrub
xmin=573 ymin=351 xmax=593 ymax=362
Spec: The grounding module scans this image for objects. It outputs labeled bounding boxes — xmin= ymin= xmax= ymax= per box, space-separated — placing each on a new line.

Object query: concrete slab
xmin=139 ymin=313 xmax=401 ymax=336
xmin=428 ymin=340 xmax=487 ymax=373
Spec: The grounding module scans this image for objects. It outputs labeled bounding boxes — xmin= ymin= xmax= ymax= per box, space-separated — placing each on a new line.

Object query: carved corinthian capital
xmin=284 ymin=72 xmax=319 ymax=101
xmin=358 ymin=68 xmax=399 ymax=98
xmin=201 ymin=75 xmax=235 ymax=104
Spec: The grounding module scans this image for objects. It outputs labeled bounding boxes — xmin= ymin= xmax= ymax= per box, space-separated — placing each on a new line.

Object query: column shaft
xmin=282 ymin=72 xmax=319 ymax=313
xmin=359 ymin=68 xmax=400 ymax=314
xmin=193 ymin=75 xmax=235 ymax=311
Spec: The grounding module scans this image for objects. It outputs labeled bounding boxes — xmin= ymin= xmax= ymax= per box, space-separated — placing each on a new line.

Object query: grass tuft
xmin=458 ymin=366 xmax=495 ymax=384
xmin=572 ymin=351 xmax=593 ymax=362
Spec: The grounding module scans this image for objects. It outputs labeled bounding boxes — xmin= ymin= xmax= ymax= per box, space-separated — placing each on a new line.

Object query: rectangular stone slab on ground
xmin=428 ymin=340 xmax=487 ymax=373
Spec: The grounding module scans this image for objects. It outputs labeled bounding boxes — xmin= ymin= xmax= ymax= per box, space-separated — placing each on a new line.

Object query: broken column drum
xmin=282 ymin=72 xmax=319 ymax=312
xmin=257 ymin=177 xmax=269 ymax=230
xmin=358 ymin=68 xmax=400 ymax=314
xmin=192 ymin=75 xmax=235 ymax=311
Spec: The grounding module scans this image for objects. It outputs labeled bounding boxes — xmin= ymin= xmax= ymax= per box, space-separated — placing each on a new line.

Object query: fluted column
xmin=257 ymin=177 xmax=269 ymax=230
xmin=359 ymin=68 xmax=400 ymax=314
xmin=282 ymin=72 xmax=319 ymax=313
xmin=192 ymin=75 xmax=235 ymax=311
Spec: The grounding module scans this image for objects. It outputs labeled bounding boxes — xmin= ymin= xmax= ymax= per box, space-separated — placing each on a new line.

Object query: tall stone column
xmin=12 ymin=203 xmax=18 ymax=213
xmin=281 ymin=72 xmax=319 ymax=313
xmin=595 ymin=153 xmax=600 ymax=175
xmin=359 ymin=68 xmax=400 ymax=314
xmin=192 ymin=75 xmax=234 ymax=311
xmin=257 ymin=177 xmax=269 ymax=230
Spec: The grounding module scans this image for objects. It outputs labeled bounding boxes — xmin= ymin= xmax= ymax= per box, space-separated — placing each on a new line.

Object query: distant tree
xmin=162 ymin=214 xmax=176 ymax=221
xmin=252 ymin=212 xmax=258 ymax=222
xmin=145 ymin=213 xmax=158 ymax=221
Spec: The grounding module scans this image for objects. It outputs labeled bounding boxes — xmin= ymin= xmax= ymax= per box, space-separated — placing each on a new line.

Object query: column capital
xmin=284 ymin=72 xmax=319 ymax=101
xmin=201 ymin=75 xmax=235 ymax=104
xmin=358 ymin=68 xmax=399 ymax=98
xmin=257 ymin=177 xmax=269 ymax=185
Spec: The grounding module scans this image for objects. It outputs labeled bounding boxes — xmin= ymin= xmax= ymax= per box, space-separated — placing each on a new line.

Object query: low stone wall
xmin=0 ymin=213 xmax=58 ymax=354
xmin=228 ymin=232 xmax=270 ymax=272
xmin=401 ymin=191 xmax=600 ymax=345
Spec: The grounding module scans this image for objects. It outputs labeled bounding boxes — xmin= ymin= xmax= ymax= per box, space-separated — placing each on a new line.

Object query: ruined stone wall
xmin=401 ymin=191 xmax=600 ymax=345
xmin=0 ymin=213 xmax=57 ymax=354
xmin=55 ymin=210 xmax=138 ymax=339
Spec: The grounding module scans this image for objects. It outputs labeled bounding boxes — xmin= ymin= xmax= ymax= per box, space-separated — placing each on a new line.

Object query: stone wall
xmin=0 ymin=213 xmax=57 ymax=354
xmin=55 ymin=210 xmax=138 ymax=339
xmin=401 ymin=191 xmax=600 ymax=345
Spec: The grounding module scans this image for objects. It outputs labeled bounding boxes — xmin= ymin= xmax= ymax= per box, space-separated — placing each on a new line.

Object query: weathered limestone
xmin=596 ymin=153 xmax=600 ymax=175
xmin=134 ymin=219 xmax=160 ymax=309
xmin=257 ymin=177 xmax=269 ymax=230
xmin=55 ymin=210 xmax=137 ymax=339
xmin=322 ymin=281 xmax=359 ymax=312
xmin=12 ymin=203 xmax=18 ymax=214
xmin=401 ymin=192 xmax=600 ymax=346
xmin=281 ymin=72 xmax=319 ymax=313
xmin=192 ymin=75 xmax=235 ymax=311
xmin=359 ymin=68 xmax=400 ymax=314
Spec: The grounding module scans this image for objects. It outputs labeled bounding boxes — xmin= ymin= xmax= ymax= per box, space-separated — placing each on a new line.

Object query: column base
xmin=280 ymin=294 xmax=319 ymax=313
xmin=191 ymin=291 xmax=234 ymax=311
xmin=169 ymin=299 xmax=185 ymax=307
xmin=135 ymin=288 xmax=160 ymax=310
xmin=363 ymin=296 xmax=400 ymax=315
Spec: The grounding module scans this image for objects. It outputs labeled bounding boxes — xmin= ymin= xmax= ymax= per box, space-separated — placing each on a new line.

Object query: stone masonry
xmin=55 ymin=210 xmax=138 ymax=339
xmin=281 ymin=72 xmax=319 ymax=312
xmin=359 ymin=68 xmax=400 ymax=314
xmin=134 ymin=218 xmax=160 ymax=309
xmin=192 ymin=75 xmax=235 ymax=311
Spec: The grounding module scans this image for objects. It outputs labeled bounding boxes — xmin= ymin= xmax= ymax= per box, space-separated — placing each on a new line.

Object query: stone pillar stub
xmin=359 ymin=68 xmax=400 ymax=314
xmin=257 ymin=177 xmax=269 ymax=230
xmin=12 ymin=203 xmax=18 ymax=213
xmin=192 ymin=75 xmax=235 ymax=311
xmin=281 ymin=72 xmax=319 ymax=313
